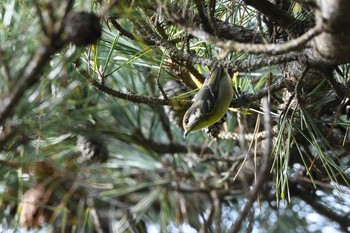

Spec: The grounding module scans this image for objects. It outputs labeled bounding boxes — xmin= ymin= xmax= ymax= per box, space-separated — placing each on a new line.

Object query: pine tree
xmin=1 ymin=0 xmax=350 ymax=232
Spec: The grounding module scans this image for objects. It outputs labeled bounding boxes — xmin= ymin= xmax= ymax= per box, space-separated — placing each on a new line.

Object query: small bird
xmin=182 ymin=67 xmax=233 ymax=137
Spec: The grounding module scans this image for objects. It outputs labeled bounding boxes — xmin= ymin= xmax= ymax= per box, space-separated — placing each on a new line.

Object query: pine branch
xmin=134 ymin=20 xmax=299 ymax=71
xmin=77 ymin=68 xmax=190 ymax=107
xmin=159 ymin=2 xmax=322 ymax=55
xmin=0 ymin=37 xmax=65 ymax=125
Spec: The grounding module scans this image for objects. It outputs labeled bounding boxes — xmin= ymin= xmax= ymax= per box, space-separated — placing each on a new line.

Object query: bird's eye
xmin=184 ymin=119 xmax=189 ymax=124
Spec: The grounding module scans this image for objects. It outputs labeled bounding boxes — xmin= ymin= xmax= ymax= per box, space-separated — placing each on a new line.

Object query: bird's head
xmin=182 ymin=105 xmax=202 ymax=137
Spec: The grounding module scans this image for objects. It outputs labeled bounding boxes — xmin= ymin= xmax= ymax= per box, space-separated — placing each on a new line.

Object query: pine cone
xmin=77 ymin=135 xmax=109 ymax=163
xmin=64 ymin=11 xmax=101 ymax=46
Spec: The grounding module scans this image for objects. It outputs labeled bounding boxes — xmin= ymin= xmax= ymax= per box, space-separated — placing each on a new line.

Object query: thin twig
xmin=157 ymin=108 xmax=174 ymax=142
xmin=87 ymin=198 xmax=104 ymax=233
xmin=207 ymin=0 xmax=217 ymax=36
xmin=243 ymin=0 xmax=303 ymax=33
xmin=200 ymin=205 xmax=214 ymax=233
xmin=211 ymin=191 xmax=222 ymax=233
xmin=193 ymin=0 xmax=213 ymax=34
xmin=109 ymin=18 xmax=136 ymax=40
xmin=200 ymin=154 xmax=247 ymax=163
xmin=295 ymin=66 xmax=310 ymax=104
xmin=156 ymin=65 xmax=169 ymax=100
xmin=325 ymin=71 xmax=350 ymax=98
xmin=0 ymin=49 xmax=12 ymax=80
xmin=33 ymin=0 xmax=48 ymax=36
xmin=49 ymin=182 xmax=79 ymax=223
xmin=99 ymin=0 xmax=120 ymax=18
xmin=228 ymin=97 xmax=273 ymax=233
xmin=256 ymin=13 xmax=269 ymax=43
xmin=230 ymin=78 xmax=286 ymax=108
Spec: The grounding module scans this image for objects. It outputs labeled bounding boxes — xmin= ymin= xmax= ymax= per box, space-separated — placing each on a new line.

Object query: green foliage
xmin=1 ymin=0 xmax=350 ymax=232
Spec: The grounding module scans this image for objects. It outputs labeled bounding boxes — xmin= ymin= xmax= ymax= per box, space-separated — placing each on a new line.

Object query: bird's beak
xmin=183 ymin=130 xmax=189 ymax=138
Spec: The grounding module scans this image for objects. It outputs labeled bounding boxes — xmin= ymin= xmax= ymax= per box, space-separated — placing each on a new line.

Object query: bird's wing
xmin=191 ymin=67 xmax=224 ymax=115
xmin=192 ymin=84 xmax=217 ymax=115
